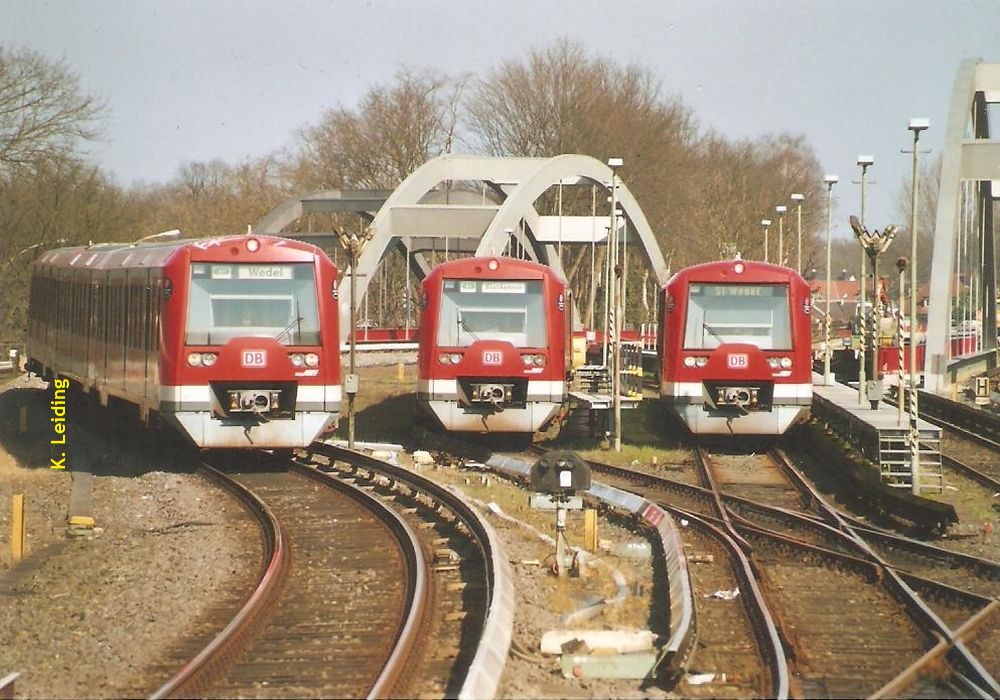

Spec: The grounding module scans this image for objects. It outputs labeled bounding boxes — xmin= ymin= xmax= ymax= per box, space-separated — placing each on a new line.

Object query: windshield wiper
xmin=275 ymin=315 xmax=304 ymax=343
xmin=703 ymin=322 xmax=726 ymax=344
xmin=458 ymin=315 xmax=481 ymax=342
xmin=275 ymin=298 xmax=303 ymax=344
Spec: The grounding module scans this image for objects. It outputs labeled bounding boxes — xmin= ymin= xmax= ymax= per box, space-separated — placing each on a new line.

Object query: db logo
xmin=727 ymin=353 xmax=748 ymax=369
xmin=482 ymin=350 xmax=503 ymax=365
xmin=242 ymin=350 xmax=267 ymax=367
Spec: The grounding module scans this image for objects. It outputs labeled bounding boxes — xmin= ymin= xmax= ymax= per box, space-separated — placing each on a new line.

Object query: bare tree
xmin=0 ymin=45 xmax=105 ymax=173
xmin=127 ymin=155 xmax=285 ymax=238
xmin=287 ymin=68 xmax=462 ymax=191
xmin=0 ymin=159 xmax=131 ymax=339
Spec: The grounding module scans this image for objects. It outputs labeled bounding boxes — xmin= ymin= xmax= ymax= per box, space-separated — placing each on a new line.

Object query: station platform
xmin=565 ymin=365 xmax=642 ymax=436
xmin=810 ymin=374 xmax=943 ymax=492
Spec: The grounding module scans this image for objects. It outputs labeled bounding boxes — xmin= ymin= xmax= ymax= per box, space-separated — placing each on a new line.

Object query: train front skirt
xmin=159 ymin=383 xmax=341 ymax=448
xmin=418 ymin=378 xmax=564 ymax=433
xmin=663 ymin=381 xmax=811 ymax=435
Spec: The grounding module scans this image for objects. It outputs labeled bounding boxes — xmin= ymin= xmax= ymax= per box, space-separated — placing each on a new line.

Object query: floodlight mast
xmin=906 ymin=118 xmax=929 ymax=495
xmin=791 ymin=193 xmax=804 ymax=272
xmin=775 ymin=205 xmax=788 ymax=266
xmin=607 ymin=157 xmax=623 ymax=452
xmin=823 ymin=175 xmax=838 ymax=386
xmin=856 ymin=155 xmax=875 ymax=405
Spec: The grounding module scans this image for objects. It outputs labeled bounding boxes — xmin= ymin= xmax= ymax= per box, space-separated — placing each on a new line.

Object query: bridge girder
xmin=255 ymin=154 xmax=669 ymax=341
xmin=925 ymin=59 xmax=1000 ymax=392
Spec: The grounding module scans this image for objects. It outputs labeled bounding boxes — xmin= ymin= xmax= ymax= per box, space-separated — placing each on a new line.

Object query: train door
xmin=108 ymin=272 xmax=126 ymax=391
xmin=87 ymin=274 xmax=99 ymax=383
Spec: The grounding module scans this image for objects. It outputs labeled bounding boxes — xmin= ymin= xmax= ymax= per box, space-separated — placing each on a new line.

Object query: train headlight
xmin=449 ymin=352 xmax=462 ymax=364
xmin=522 ymin=353 xmax=545 ymax=367
xmin=780 ymin=356 xmax=792 ymax=369
xmin=767 ymin=357 xmax=780 ymax=368
xmin=695 ymin=356 xmax=708 ymax=368
xmin=188 ymin=352 xmax=218 ymax=367
xmin=305 ymin=352 xmax=319 ymax=368
xmin=487 ymin=259 xmax=500 ymax=271
xmin=246 ymin=238 xmax=260 ymax=253
xmin=290 ymin=353 xmax=305 ymax=367
xmin=683 ymin=356 xmax=696 ymax=368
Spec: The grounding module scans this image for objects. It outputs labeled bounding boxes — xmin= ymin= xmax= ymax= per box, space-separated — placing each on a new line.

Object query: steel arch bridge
xmin=925 ymin=59 xmax=1000 ymax=393
xmin=254 ymin=154 xmax=670 ymax=340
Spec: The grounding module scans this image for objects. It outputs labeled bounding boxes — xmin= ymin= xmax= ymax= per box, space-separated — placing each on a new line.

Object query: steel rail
xmin=150 ymin=463 xmax=289 ymax=699
xmin=665 ymin=506 xmax=790 ymax=699
xmin=765 ymin=450 xmax=1000 ymax=695
xmin=872 ymin=601 xmax=1000 ymax=699
xmin=312 ymin=442 xmax=513 ymax=700
xmin=289 ymin=460 xmax=430 ymax=699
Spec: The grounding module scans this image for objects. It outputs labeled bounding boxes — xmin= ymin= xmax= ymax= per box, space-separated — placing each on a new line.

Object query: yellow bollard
xmin=397 ymin=362 xmax=405 ymax=383
xmin=11 ymin=494 xmax=25 ymax=564
xmin=584 ymin=508 xmax=598 ymax=552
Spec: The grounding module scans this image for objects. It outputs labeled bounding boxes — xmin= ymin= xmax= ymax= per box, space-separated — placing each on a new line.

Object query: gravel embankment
xmin=0 ymin=376 xmax=259 ymax=699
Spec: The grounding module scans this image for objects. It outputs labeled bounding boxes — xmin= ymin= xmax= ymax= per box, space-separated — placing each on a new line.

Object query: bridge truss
xmin=254 ymin=154 xmax=670 ymax=340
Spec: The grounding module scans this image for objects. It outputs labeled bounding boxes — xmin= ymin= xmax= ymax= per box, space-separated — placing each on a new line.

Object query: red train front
xmin=659 ymin=257 xmax=812 ymax=435
xmin=27 ymin=235 xmax=341 ymax=448
xmin=417 ymin=256 xmax=569 ymax=434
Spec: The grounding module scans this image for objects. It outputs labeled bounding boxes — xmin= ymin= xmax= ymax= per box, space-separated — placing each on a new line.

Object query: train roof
xmin=32 ymin=235 xmax=328 ymax=272
xmin=425 ymin=255 xmax=561 ymax=280
xmin=667 ymin=258 xmax=808 ymax=286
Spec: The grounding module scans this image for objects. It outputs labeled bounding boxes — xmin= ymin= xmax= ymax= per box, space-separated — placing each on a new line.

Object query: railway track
xmin=151 ymin=447 xmax=507 ymax=699
xmin=582 ymin=448 xmax=1000 ymax=695
xmin=886 ymin=390 xmax=1000 ymax=490
xmin=696 ymin=447 xmax=993 ymax=697
xmin=917 ymin=390 xmax=1000 ymax=452
xmin=151 ymin=457 xmax=427 ymax=698
xmin=663 ymin=508 xmax=787 ymax=698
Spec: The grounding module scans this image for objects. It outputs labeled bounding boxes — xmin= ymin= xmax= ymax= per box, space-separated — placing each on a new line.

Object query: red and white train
xmin=27 ymin=235 xmax=342 ymax=448
xmin=658 ymin=257 xmax=813 ymax=435
xmin=416 ymin=256 xmax=569 ymax=434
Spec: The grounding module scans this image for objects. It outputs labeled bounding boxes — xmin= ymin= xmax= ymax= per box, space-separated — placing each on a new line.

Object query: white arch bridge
xmin=253 ymin=154 xmax=671 ymax=340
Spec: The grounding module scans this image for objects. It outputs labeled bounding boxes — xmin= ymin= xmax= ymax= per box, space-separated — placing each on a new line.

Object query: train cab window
xmin=185 ymin=263 xmax=320 ymax=345
xmin=684 ymin=283 xmax=791 ymax=350
xmin=437 ymin=278 xmax=546 ymax=348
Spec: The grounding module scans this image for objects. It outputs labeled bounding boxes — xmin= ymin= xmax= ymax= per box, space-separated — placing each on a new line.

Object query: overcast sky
xmin=2 ymin=0 xmax=998 ymax=234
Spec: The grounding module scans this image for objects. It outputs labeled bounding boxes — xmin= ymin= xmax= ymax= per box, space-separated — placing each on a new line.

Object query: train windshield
xmin=684 ymin=283 xmax=791 ymax=350
xmin=185 ymin=263 xmax=320 ymax=345
xmin=437 ymin=278 xmax=547 ymax=347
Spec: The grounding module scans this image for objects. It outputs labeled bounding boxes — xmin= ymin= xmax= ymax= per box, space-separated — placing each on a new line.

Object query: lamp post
xmin=791 ymin=193 xmax=804 ymax=273
xmin=907 ymin=117 xmax=929 ymax=495
xmin=338 ymin=226 xmax=375 ymax=449
xmin=607 ymin=157 xmax=624 ymax=452
xmin=823 ymin=175 xmax=838 ymax=385
xmin=761 ymin=219 xmax=771 ymax=263
xmin=856 ymin=155 xmax=875 ymax=405
xmin=896 ymin=256 xmax=908 ymax=426
xmin=775 ymin=205 xmax=787 ymax=266
xmin=850 ymin=215 xmax=897 ymax=410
